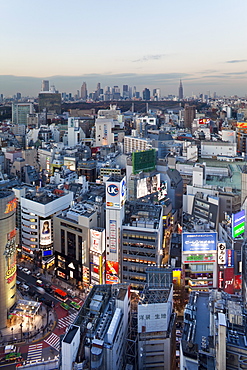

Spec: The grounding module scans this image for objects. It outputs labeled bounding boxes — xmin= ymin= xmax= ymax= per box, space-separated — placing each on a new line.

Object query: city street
xmin=0 ymin=266 xmax=84 ymax=368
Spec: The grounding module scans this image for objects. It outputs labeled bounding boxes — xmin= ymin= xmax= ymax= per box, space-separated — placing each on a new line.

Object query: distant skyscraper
xmin=153 ymin=88 xmax=161 ymax=100
xmin=81 ymin=82 xmax=87 ymax=100
xmin=143 ymin=88 xmax=150 ymax=100
xmin=42 ymin=80 xmax=49 ymax=92
xmin=178 ymin=80 xmax=183 ymax=100
xmin=123 ymin=85 xmax=129 ymax=99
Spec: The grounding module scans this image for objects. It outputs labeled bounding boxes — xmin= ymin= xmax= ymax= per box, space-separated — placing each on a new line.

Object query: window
xmin=67 ymin=232 xmax=76 ymax=259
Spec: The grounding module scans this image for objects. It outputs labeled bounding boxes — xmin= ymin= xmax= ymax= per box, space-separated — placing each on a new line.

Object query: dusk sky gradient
xmin=1 ymin=0 xmax=247 ymax=97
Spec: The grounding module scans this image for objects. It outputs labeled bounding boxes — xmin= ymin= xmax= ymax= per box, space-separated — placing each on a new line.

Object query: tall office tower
xmin=153 ymin=88 xmax=161 ymax=100
xmin=12 ymin=102 xmax=34 ymax=125
xmin=0 ymin=190 xmax=17 ymax=329
xmin=38 ymin=92 xmax=62 ymax=114
xmin=41 ymin=80 xmax=49 ymax=92
xmin=133 ymin=86 xmax=136 ymax=98
xmin=96 ymin=82 xmax=101 ymax=100
xmin=123 ymin=85 xmax=129 ymax=99
xmin=143 ymin=88 xmax=150 ymax=100
xmin=178 ymin=79 xmax=183 ymax=100
xmin=112 ymin=86 xmax=121 ymax=100
xmin=184 ymin=104 xmax=196 ymax=129
xmin=81 ymin=82 xmax=87 ymax=100
xmin=16 ymin=92 xmax=21 ymax=100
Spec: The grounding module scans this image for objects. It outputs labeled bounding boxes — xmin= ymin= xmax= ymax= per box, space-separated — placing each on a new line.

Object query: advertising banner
xmin=90 ymin=229 xmax=105 ymax=254
xmin=109 ymin=220 xmax=117 ymax=253
xmin=218 ymin=242 xmax=226 ymax=265
xmin=106 ymin=260 xmax=119 ymax=284
xmin=182 ymin=232 xmax=217 ymax=252
xmin=232 ymin=210 xmax=245 ymax=238
xmin=137 ymin=174 xmax=160 ymax=199
xmin=223 ymin=267 xmax=234 ymax=294
xmin=225 ymin=249 xmax=234 ymax=268
xmin=40 ymin=219 xmax=52 ymax=246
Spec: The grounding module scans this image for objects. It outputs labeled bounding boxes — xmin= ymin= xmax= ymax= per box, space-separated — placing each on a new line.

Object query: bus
xmin=54 ymin=288 xmax=68 ymax=302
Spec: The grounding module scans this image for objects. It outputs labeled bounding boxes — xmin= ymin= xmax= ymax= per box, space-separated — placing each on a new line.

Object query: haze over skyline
xmin=1 ymin=0 xmax=247 ymax=97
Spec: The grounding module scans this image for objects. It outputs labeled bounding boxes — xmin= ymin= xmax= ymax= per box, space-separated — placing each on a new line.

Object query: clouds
xmin=132 ymin=54 xmax=166 ymax=63
xmin=226 ymin=59 xmax=247 ymax=64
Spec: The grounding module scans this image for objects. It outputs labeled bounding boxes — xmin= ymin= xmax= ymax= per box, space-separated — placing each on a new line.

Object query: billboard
xmin=106 ymin=176 xmax=126 ymax=209
xmin=232 ymin=210 xmax=245 ymax=238
xmin=109 ymin=220 xmax=117 ymax=253
xmin=64 ymin=157 xmax=76 ymax=171
xmin=199 ymin=118 xmax=210 ymax=124
xmin=218 ymin=242 xmax=226 ymax=265
xmin=132 ymin=149 xmax=156 ymax=174
xmin=106 ymin=261 xmax=119 ymax=284
xmin=137 ymin=173 xmax=160 ymax=199
xmin=158 ymin=181 xmax=168 ymax=201
xmin=223 ymin=267 xmax=234 ymax=294
xmin=182 ymin=232 xmax=217 ymax=252
xmin=237 ymin=122 xmax=247 ymax=129
xmin=225 ymin=249 xmax=234 ymax=268
xmin=40 ymin=219 xmax=52 ymax=246
xmin=90 ymin=228 xmax=105 ymax=254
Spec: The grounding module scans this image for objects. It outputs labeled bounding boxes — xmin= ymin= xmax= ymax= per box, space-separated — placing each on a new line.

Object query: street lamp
xmin=11 ymin=327 xmax=14 ymax=343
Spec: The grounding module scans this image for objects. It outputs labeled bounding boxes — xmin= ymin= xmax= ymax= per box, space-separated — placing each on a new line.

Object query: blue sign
xmin=121 ymin=180 xmax=126 ymax=197
xmin=182 ymin=232 xmax=217 ymax=252
xmin=107 ymin=184 xmax=119 ymax=196
xmin=43 ymin=250 xmax=52 ymax=257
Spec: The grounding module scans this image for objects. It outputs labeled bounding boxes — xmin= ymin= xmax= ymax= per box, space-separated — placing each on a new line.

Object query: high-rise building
xmin=41 ymin=80 xmax=49 ymax=92
xmin=38 ymin=92 xmax=62 ymax=114
xmin=178 ymin=80 xmax=183 ymax=100
xmin=12 ymin=102 xmax=34 ymax=125
xmin=143 ymin=88 xmax=150 ymax=100
xmin=123 ymin=85 xmax=129 ymax=99
xmin=184 ymin=104 xmax=196 ymax=129
xmin=0 ymin=190 xmax=17 ymax=329
xmin=81 ymin=82 xmax=87 ymax=100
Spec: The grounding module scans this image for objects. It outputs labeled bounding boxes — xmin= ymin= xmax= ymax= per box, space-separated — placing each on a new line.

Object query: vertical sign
xmin=109 ymin=220 xmax=117 ymax=253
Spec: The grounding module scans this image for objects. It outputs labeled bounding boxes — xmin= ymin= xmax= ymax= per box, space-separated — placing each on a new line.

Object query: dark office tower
xmin=38 ymin=92 xmax=62 ymax=114
xmin=178 ymin=79 xmax=183 ymax=100
xmin=112 ymin=86 xmax=121 ymax=100
xmin=81 ymin=82 xmax=87 ymax=100
xmin=16 ymin=92 xmax=21 ymax=100
xmin=42 ymin=80 xmax=49 ymax=92
xmin=184 ymin=104 xmax=196 ymax=129
xmin=123 ymin=85 xmax=129 ymax=99
xmin=143 ymin=88 xmax=150 ymax=100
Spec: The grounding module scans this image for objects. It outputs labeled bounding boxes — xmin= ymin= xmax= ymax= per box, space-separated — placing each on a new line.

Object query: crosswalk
xmin=27 ymin=343 xmax=43 ymax=362
xmin=57 ymin=312 xmax=77 ymax=329
xmin=44 ymin=332 xmax=60 ymax=351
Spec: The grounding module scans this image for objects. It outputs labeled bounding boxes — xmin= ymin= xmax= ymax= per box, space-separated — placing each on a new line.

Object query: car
xmin=20 ymin=283 xmax=29 ymax=292
xmin=22 ymin=268 xmax=31 ymax=275
xmin=33 ymin=272 xmax=41 ymax=278
xmin=36 ymin=279 xmax=44 ymax=287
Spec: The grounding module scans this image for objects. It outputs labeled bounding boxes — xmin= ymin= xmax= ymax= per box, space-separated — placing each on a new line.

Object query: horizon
xmin=1 ymin=0 xmax=247 ymax=98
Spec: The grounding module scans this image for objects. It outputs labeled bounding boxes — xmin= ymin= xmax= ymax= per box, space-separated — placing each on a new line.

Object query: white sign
xmin=218 ymin=242 xmax=226 ymax=265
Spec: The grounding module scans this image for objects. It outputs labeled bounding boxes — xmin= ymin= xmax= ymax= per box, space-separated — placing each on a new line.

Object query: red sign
xmin=223 ymin=267 xmax=234 ymax=294
xmin=199 ymin=118 xmax=210 ymax=124
xmin=106 ymin=260 xmax=119 ymax=284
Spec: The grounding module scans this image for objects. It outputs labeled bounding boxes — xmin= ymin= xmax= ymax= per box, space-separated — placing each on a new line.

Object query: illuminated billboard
xmin=106 ymin=260 xmax=119 ymax=284
xmin=199 ymin=118 xmax=210 ymax=124
xmin=232 ymin=210 xmax=245 ymax=238
xmin=137 ymin=173 xmax=160 ymax=199
xmin=182 ymin=232 xmax=217 ymax=252
xmin=40 ymin=219 xmax=52 ymax=246
xmin=132 ymin=149 xmax=156 ymax=174
xmin=109 ymin=220 xmax=117 ymax=253
xmin=106 ymin=176 xmax=126 ymax=209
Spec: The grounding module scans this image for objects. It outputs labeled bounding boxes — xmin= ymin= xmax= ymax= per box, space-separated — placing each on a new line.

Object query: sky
xmin=1 ymin=0 xmax=247 ymax=97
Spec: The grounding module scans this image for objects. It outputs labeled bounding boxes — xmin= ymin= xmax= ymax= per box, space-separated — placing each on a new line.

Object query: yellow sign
xmin=5 ymin=198 xmax=17 ymax=214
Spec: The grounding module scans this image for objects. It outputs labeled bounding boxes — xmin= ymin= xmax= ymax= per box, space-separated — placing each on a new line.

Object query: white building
xmin=67 ymin=117 xmax=85 ymax=147
xmin=200 ymin=141 xmax=237 ymax=159
xmin=20 ymin=187 xmax=73 ymax=259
